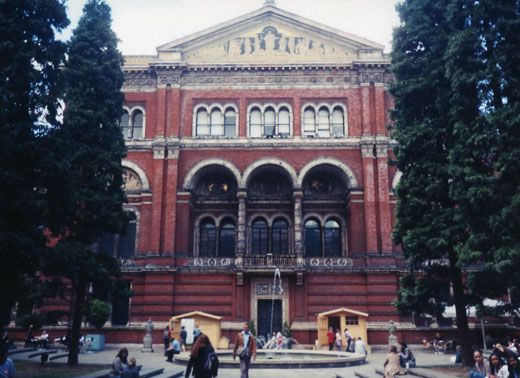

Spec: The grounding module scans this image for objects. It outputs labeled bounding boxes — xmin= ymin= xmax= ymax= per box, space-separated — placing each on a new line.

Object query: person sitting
xmin=498 ymin=354 xmax=520 ymax=378
xmin=166 ymin=337 xmax=181 ymax=362
xmin=469 ymin=350 xmax=490 ymax=378
xmin=109 ymin=347 xmax=129 ymax=378
xmin=24 ymin=326 xmax=35 ymax=348
xmin=399 ymin=342 xmax=416 ymax=368
xmin=488 ymin=353 xmax=502 ymax=378
xmin=35 ymin=330 xmax=49 ymax=349
xmin=433 ymin=333 xmax=446 ymax=354
xmin=384 ymin=345 xmax=404 ymax=378
xmin=126 ymin=357 xmax=140 ymax=378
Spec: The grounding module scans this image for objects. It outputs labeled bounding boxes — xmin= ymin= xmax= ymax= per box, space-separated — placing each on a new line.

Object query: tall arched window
xmin=199 ymin=218 xmax=217 ymax=257
xmin=271 ymin=218 xmax=289 ymax=255
xmin=303 ymin=108 xmax=316 ymax=136
xmin=219 ymin=220 xmax=236 ymax=257
xmin=278 ymin=108 xmax=290 ymax=137
xmin=252 ymin=218 xmax=269 ymax=255
xmin=131 ymin=110 xmax=144 ymax=139
xmin=324 ymin=219 xmax=342 ymax=257
xmin=96 ymin=213 xmax=137 ymax=259
xmin=317 ymin=107 xmax=330 ymax=137
xmin=210 ymin=109 xmax=224 ymax=136
xmin=120 ymin=111 xmax=130 ymax=139
xmin=224 ymin=108 xmax=237 ymax=138
xmin=304 ymin=219 xmax=321 ymax=257
xmin=196 ymin=109 xmax=210 ymax=136
xmin=250 ymin=108 xmax=262 ymax=138
xmin=264 ymin=108 xmax=276 ymax=137
xmin=331 ymin=107 xmax=344 ymax=137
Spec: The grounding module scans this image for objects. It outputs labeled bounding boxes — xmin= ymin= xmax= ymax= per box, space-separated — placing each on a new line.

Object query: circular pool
xmin=174 ymin=349 xmax=366 ymax=369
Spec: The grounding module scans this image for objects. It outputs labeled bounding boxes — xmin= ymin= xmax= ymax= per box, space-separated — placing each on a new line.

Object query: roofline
xmin=156 ymin=5 xmax=384 ymax=52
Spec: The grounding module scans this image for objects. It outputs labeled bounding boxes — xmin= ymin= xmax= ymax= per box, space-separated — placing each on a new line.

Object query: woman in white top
xmin=335 ymin=330 xmax=342 ymax=352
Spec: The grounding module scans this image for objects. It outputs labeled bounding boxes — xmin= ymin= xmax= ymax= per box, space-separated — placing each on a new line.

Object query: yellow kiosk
xmin=317 ymin=307 xmax=369 ymax=350
xmin=169 ymin=311 xmax=223 ymax=347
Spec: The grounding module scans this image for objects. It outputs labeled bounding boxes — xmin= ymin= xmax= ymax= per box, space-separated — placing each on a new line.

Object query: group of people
xmin=24 ymin=327 xmax=49 ymax=349
xmin=109 ymin=347 xmax=140 ymax=378
xmin=470 ymin=341 xmax=520 ymax=378
xmin=162 ymin=325 xmax=186 ymax=362
xmin=183 ymin=322 xmax=256 ymax=378
xmin=383 ymin=343 xmax=416 ymax=377
xmin=326 ymin=327 xmax=367 ymax=355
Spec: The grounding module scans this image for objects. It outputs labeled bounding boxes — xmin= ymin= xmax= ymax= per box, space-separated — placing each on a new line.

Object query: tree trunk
xmin=67 ymin=280 xmax=87 ymax=366
xmin=450 ymin=258 xmax=473 ymax=367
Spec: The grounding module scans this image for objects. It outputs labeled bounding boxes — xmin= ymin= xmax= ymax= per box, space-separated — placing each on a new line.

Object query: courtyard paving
xmin=10 ymin=344 xmax=460 ymax=377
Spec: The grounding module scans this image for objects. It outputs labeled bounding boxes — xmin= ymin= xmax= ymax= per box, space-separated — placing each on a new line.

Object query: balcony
xmin=186 ymin=255 xmax=354 ymax=271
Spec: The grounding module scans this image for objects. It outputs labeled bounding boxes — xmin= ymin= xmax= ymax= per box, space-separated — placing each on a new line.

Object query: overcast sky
xmin=62 ymin=0 xmax=400 ymax=55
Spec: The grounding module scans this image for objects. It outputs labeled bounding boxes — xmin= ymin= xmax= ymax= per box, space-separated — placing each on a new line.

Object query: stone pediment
xmin=153 ymin=5 xmax=386 ymax=66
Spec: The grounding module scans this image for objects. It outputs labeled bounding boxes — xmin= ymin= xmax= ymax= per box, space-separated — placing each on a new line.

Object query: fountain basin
xmin=174 ymin=349 xmax=366 ymax=368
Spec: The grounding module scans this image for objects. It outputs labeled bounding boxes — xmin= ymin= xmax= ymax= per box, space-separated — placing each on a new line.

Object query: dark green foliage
xmin=86 ymin=299 xmax=110 ymax=329
xmin=41 ymin=0 xmax=128 ymax=366
xmin=393 ymin=0 xmax=520 ymax=366
xmin=248 ymin=320 xmax=257 ymax=336
xmin=0 ymin=0 xmax=68 ymax=331
xmin=282 ymin=321 xmax=291 ymax=338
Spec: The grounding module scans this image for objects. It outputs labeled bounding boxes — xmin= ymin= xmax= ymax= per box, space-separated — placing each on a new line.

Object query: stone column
xmin=293 ymin=189 xmax=303 ymax=257
xmin=361 ymin=142 xmax=379 ymax=253
xmin=237 ymin=189 xmax=247 ymax=256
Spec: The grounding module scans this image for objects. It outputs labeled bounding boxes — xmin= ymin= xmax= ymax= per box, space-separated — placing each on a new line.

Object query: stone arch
xmin=122 ymin=160 xmax=150 ymax=191
xmin=241 ymin=158 xmax=298 ymax=189
xmin=298 ymin=158 xmax=359 ymax=189
xmin=183 ymin=159 xmax=241 ymax=190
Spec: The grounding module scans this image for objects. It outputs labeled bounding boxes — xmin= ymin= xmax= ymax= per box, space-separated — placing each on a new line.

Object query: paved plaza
xmin=10 ymin=344 xmax=460 ymax=377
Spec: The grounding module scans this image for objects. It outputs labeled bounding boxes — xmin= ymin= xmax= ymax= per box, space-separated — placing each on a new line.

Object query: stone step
xmin=152 ymin=368 xmax=185 ymax=378
xmin=49 ymin=352 xmax=69 ymax=361
xmin=7 ymin=348 xmax=36 ymax=356
xmin=71 ymin=369 xmax=109 ymax=378
xmin=140 ymin=367 xmax=165 ymax=378
xmin=27 ymin=349 xmax=58 ymax=359
xmin=374 ymin=368 xmax=385 ymax=376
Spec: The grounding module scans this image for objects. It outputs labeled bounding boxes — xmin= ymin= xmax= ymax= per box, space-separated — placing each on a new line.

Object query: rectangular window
xmin=346 ymin=316 xmax=359 ymax=325
xmin=224 ymin=111 xmax=236 ymax=138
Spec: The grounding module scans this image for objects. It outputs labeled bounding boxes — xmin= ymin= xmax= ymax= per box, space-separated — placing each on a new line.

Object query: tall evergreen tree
xmin=0 ymin=0 xmax=68 ymax=332
xmin=393 ymin=0 xmax=520 ymax=365
xmin=390 ymin=0 xmax=474 ymax=365
xmin=44 ymin=0 xmax=129 ymax=366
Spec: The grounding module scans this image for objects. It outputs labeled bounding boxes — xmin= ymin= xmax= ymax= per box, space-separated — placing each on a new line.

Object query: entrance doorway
xmin=257 ymin=299 xmax=282 ymax=339
xmin=328 ymin=316 xmax=340 ymax=332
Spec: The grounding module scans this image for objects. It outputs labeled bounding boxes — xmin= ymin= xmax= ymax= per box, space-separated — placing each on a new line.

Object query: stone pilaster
xmin=293 ymin=189 xmax=303 ymax=257
xmin=237 ymin=189 xmax=247 ymax=256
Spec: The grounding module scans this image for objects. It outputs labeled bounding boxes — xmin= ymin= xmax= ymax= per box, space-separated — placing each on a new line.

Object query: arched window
xmin=219 ymin=220 xmax=236 ymax=257
xmin=317 ymin=107 xmax=330 ymax=137
xmin=210 ymin=109 xmax=224 ymax=136
xmin=250 ymin=108 xmax=262 ymax=138
xmin=264 ymin=108 xmax=276 ymax=137
xmin=196 ymin=109 xmax=210 ymax=136
xmin=304 ymin=219 xmax=321 ymax=257
xmin=252 ymin=218 xmax=269 ymax=255
xmin=120 ymin=111 xmax=130 ymax=139
xmin=224 ymin=108 xmax=237 ymax=138
xmin=303 ymin=108 xmax=316 ymax=136
xmin=278 ymin=108 xmax=290 ymax=137
xmin=199 ymin=218 xmax=217 ymax=257
xmin=331 ymin=107 xmax=345 ymax=137
xmin=131 ymin=110 xmax=144 ymax=139
xmin=324 ymin=219 xmax=342 ymax=257
xmin=271 ymin=218 xmax=289 ymax=255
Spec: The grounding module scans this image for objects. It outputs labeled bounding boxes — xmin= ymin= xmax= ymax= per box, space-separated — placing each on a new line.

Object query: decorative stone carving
xmin=190 ymin=257 xmax=234 ymax=267
xmin=153 ymin=147 xmax=166 ymax=160
xmin=123 ymin=71 xmax=157 ymax=88
xmin=361 ymin=145 xmax=375 ymax=158
xmin=142 ymin=318 xmax=154 ymax=352
xmin=185 ymin=26 xmax=353 ymax=64
xmin=122 ymin=169 xmax=143 ymax=191
xmin=306 ymin=257 xmax=353 ymax=268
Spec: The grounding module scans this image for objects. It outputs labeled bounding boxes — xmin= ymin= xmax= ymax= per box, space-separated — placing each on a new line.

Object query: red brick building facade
xmin=115 ymin=3 xmax=405 ymax=345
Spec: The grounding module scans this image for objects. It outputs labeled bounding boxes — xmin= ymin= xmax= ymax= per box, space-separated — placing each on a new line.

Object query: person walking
xmin=383 ymin=345 xmax=403 ymax=378
xmin=233 ymin=322 xmax=257 ymax=378
xmin=184 ymin=334 xmax=218 ymax=378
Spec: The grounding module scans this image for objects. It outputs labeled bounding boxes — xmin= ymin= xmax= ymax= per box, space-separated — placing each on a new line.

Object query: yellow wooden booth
xmin=317 ymin=307 xmax=369 ymax=350
xmin=169 ymin=311 xmax=222 ymax=347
